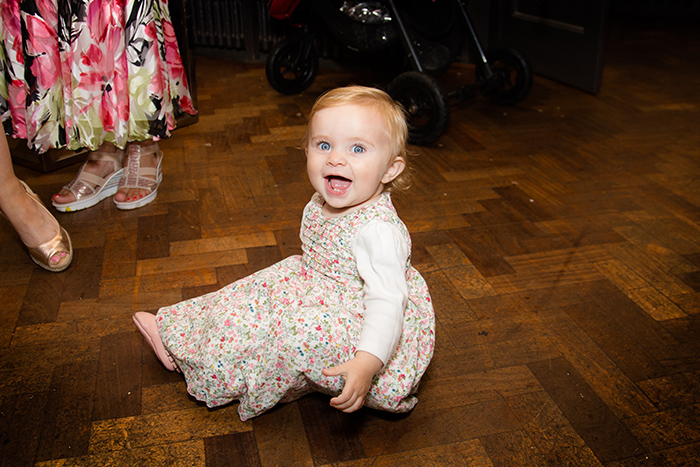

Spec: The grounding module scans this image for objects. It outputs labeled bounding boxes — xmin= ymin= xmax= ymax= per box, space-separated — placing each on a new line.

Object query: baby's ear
xmin=381 ymin=156 xmax=406 ymax=184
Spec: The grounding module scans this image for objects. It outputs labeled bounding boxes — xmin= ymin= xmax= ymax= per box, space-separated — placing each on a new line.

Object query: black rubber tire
xmin=475 ymin=47 xmax=532 ymax=106
xmin=266 ymin=37 xmax=319 ymax=95
xmin=388 ymin=71 xmax=450 ymax=146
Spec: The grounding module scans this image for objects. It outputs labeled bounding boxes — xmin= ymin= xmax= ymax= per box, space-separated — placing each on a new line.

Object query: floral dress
xmin=0 ymin=0 xmax=196 ymax=153
xmin=156 ymin=192 xmax=436 ymax=421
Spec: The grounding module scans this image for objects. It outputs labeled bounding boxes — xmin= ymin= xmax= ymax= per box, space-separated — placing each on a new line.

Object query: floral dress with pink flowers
xmin=0 ymin=0 xmax=196 ymax=153
xmin=156 ymin=192 xmax=435 ymax=421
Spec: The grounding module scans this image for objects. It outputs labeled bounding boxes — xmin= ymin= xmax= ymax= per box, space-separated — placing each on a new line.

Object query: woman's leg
xmin=0 ymin=132 xmax=70 ymax=267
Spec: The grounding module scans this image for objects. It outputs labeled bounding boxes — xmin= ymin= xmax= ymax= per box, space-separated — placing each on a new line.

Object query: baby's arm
xmin=322 ymin=351 xmax=383 ymax=412
xmin=324 ymin=221 xmax=409 ymax=412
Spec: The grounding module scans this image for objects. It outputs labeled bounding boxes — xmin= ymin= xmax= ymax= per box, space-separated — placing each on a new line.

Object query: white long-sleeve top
xmin=353 ymin=220 xmax=409 ymax=365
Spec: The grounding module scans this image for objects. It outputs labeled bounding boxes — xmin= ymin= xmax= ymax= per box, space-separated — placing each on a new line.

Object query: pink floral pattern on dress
xmin=157 ymin=192 xmax=436 ymax=421
xmin=0 ymin=0 xmax=196 ymax=153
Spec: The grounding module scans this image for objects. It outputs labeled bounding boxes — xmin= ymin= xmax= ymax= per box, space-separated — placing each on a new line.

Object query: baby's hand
xmin=322 ymin=351 xmax=383 ymax=413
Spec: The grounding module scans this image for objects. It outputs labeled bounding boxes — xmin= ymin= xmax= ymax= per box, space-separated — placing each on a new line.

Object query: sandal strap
xmin=118 ymin=143 xmax=163 ymax=192
xmin=135 ymin=167 xmax=158 ymax=178
xmin=62 ymin=148 xmax=125 ymax=198
xmin=127 ymin=143 xmax=160 ymax=157
xmin=87 ymin=149 xmax=124 ymax=171
xmin=75 ymin=171 xmax=107 ymax=187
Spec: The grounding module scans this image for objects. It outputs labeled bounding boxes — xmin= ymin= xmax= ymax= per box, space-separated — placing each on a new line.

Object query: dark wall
xmin=610 ymin=0 xmax=700 ymax=20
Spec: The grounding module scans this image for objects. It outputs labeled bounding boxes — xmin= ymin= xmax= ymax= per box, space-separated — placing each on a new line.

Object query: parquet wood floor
xmin=2 ymin=19 xmax=699 ymax=467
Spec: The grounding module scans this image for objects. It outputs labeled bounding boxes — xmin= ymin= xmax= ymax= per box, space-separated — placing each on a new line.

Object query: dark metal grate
xmin=187 ymin=0 xmax=287 ymax=56
xmin=189 ymin=0 xmax=245 ymax=49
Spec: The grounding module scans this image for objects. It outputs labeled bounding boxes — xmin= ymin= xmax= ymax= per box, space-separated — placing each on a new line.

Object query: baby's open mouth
xmin=326 ymin=175 xmax=352 ymax=193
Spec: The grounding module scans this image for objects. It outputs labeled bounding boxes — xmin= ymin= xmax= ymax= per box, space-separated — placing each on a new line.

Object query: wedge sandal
xmin=114 ymin=143 xmax=163 ymax=210
xmin=52 ymin=149 xmax=124 ymax=212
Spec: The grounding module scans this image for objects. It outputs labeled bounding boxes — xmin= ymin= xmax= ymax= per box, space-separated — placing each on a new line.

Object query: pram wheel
xmin=388 ymin=71 xmax=449 ymax=146
xmin=475 ymin=47 xmax=532 ymax=106
xmin=266 ymin=37 xmax=319 ymax=95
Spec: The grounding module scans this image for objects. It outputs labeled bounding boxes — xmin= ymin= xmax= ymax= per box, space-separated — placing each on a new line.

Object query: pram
xmin=266 ymin=0 xmax=532 ymax=145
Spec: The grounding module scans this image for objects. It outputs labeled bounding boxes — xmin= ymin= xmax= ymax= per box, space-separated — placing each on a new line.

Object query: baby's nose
xmin=327 ymin=150 xmax=346 ymax=166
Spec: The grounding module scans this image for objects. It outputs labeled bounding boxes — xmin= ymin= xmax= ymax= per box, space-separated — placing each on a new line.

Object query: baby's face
xmin=306 ymin=103 xmax=402 ymax=217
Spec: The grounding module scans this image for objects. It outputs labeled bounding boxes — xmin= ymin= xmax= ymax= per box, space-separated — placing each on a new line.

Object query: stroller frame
xmin=266 ymin=0 xmax=533 ymax=144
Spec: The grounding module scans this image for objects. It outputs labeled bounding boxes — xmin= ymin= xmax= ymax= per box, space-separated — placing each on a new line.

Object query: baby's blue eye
xmin=351 ymin=145 xmax=365 ymax=154
xmin=319 ymin=142 xmax=331 ymax=151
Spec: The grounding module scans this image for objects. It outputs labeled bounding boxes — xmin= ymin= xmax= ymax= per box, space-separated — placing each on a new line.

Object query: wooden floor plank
xmin=253 ymin=402 xmax=314 ymax=467
xmin=0 ymin=391 xmax=50 ymax=467
xmin=0 ymin=285 xmax=24 ymax=348
xmin=480 ymin=429 xmax=549 ymax=467
xmin=297 ymin=394 xmax=366 ymax=465
xmin=541 ymin=308 xmax=658 ymax=419
xmin=604 ymin=442 xmax=700 ymax=467
xmin=92 ymin=332 xmax=143 ymax=421
xmin=17 ymin=269 xmax=65 ymax=325
xmin=340 ymin=439 xmax=494 ymax=467
xmin=33 ymin=440 xmax=206 ymax=467
xmin=563 ymin=301 xmax=668 ymax=382
xmin=205 ymin=432 xmax=262 ymax=467
xmin=359 ymin=398 xmax=522 ymax=457
xmin=624 ymin=404 xmax=700 ymax=452
xmin=527 ymin=358 xmax=643 ymax=462
xmin=87 ymin=407 xmax=251 ymax=454
xmin=505 ymin=391 xmax=603 ymax=467
xmin=35 ymin=360 xmax=98 ymax=462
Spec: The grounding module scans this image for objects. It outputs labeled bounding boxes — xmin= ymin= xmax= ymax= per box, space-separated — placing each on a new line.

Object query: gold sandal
xmin=2 ymin=181 xmax=73 ymax=272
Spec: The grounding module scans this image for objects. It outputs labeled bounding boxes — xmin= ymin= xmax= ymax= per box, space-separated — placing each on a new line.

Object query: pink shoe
xmin=133 ymin=312 xmax=179 ymax=372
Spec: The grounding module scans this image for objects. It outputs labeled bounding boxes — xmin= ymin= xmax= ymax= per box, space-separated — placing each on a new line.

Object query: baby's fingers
xmin=322 ymin=365 xmax=344 ymax=377
xmin=329 ymin=391 xmax=352 ymax=409
xmin=330 ymin=388 xmax=364 ymax=412
xmin=333 ymin=393 xmax=365 ymax=413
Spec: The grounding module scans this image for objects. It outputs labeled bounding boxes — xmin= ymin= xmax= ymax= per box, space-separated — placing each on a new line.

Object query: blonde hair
xmin=302 ymin=85 xmax=413 ymax=192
